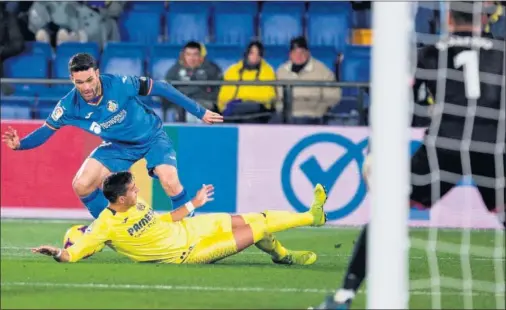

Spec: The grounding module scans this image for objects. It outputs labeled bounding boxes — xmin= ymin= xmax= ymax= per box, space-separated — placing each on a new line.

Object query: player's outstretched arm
xmin=1 ymin=124 xmax=56 ymax=151
xmin=31 ymin=245 xmax=71 ymax=263
xmin=161 ymin=184 xmax=215 ymax=222
xmin=149 ymin=80 xmax=224 ymax=124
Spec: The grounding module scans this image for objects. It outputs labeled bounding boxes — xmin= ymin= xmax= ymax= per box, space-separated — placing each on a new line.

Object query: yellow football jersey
xmin=66 ymin=199 xmax=190 ymax=263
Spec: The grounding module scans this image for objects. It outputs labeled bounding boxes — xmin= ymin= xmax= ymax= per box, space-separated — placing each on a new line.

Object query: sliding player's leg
xmin=145 ymin=133 xmax=194 ymax=214
xmin=77 ymin=142 xmax=138 ymax=218
xmin=233 ymin=183 xmax=328 ymax=233
xmin=231 ymin=214 xmax=317 ymax=265
xmin=183 ymin=217 xmax=269 ymax=264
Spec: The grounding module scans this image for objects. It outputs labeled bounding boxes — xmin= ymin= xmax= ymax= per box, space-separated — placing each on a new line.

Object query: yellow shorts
xmin=181 ymin=213 xmax=232 ymax=247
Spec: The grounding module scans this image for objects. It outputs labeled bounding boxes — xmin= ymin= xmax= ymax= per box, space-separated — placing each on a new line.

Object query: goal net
xmin=369 ymin=1 xmax=505 ymax=309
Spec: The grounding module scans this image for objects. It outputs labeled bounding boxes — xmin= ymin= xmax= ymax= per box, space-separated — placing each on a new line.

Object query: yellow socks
xmin=241 ymin=211 xmax=313 ymax=234
xmin=255 ymin=233 xmax=288 ymax=261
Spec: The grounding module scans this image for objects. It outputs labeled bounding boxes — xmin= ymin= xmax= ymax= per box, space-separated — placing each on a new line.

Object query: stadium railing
xmin=0 ymin=78 xmax=370 ymax=124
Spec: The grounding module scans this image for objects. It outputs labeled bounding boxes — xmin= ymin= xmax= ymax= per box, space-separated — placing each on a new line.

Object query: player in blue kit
xmin=2 ymin=53 xmax=223 ymax=218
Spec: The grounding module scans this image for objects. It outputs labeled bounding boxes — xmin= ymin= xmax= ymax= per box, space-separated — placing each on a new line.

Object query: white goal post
xmin=368 ymin=1 xmax=412 ymax=309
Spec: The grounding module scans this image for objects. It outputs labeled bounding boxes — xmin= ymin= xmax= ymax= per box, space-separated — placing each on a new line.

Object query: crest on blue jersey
xmin=107 ymin=100 xmax=118 ymax=113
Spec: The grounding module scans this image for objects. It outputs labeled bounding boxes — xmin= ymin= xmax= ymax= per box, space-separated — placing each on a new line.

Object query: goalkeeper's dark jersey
xmin=414 ymin=31 xmax=505 ymax=147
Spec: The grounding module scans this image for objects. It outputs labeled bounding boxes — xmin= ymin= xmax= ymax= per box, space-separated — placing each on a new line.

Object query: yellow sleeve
xmin=159 ymin=212 xmax=174 ymax=223
xmin=66 ymin=218 xmax=110 ymax=263
xmin=257 ymin=63 xmax=277 ymax=106
xmin=217 ymin=63 xmax=240 ymax=112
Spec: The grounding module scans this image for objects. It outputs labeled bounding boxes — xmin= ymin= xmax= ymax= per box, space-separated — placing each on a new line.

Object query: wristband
xmin=185 ymin=202 xmax=195 ymax=214
xmin=54 ymin=249 xmax=62 ymax=259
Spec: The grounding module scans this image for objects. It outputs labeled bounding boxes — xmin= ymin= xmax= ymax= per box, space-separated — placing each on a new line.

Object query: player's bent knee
xmin=72 ymin=178 xmax=98 ymax=197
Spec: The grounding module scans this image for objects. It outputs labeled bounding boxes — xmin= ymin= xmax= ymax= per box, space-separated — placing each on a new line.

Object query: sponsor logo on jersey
xmin=127 ymin=209 xmax=155 ymax=237
xmin=107 ymin=100 xmax=118 ymax=113
xmin=99 ymin=109 xmax=127 ymax=130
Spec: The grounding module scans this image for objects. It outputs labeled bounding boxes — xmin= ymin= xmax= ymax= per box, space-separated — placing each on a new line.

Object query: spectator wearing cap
xmin=276 ymin=36 xmax=341 ymax=124
xmin=217 ymin=41 xmax=277 ymax=124
xmin=165 ymin=41 xmax=223 ymax=122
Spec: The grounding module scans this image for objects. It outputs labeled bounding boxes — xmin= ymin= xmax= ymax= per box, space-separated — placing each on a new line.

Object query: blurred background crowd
xmin=1 ymin=1 xmax=504 ymax=125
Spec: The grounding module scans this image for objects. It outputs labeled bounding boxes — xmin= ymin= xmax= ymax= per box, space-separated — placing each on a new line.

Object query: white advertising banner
xmin=236 ymin=125 xmax=503 ymax=229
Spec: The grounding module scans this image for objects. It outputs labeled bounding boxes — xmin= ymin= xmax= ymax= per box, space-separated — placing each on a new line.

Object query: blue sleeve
xmin=45 ymin=100 xmax=70 ymax=130
xmin=119 ymin=75 xmax=152 ymax=97
xmin=150 ymin=80 xmax=206 ymax=119
xmin=17 ymin=125 xmax=56 ymax=150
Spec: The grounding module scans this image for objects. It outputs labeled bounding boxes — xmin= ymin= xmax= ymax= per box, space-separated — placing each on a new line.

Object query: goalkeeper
xmin=32 ymin=171 xmax=328 ymax=265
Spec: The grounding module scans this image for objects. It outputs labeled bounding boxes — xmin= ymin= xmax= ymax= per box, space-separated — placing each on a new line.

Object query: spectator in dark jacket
xmin=165 ymin=41 xmax=222 ymax=122
xmin=0 ymin=3 xmax=26 ymax=95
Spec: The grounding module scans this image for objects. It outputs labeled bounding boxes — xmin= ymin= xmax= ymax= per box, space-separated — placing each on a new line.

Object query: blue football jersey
xmin=46 ymin=74 xmax=162 ymax=145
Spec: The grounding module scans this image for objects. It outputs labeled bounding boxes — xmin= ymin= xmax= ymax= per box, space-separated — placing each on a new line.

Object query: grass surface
xmin=1 ymin=219 xmax=504 ymax=309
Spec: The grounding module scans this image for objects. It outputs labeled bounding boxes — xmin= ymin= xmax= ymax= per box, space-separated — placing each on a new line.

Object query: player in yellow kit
xmin=32 ymin=171 xmax=328 ymax=265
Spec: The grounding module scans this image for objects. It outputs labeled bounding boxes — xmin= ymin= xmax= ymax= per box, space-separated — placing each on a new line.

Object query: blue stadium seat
xmin=263 ymin=45 xmax=288 ymax=71
xmin=307 ymin=12 xmax=349 ymax=51
xmin=214 ymin=12 xmax=255 ymax=45
xmin=0 ymin=95 xmax=33 ymax=119
xmin=260 ymin=13 xmax=302 ymax=46
xmin=205 ymin=45 xmax=242 ymax=72
xmin=25 ymin=41 xmax=53 ymax=60
xmin=352 ymin=9 xmax=372 ymax=28
xmin=213 ymin=1 xmax=257 ymax=13
xmin=49 ymin=42 xmax=100 ymax=96
xmin=148 ymin=44 xmax=181 ymax=80
xmin=129 ymin=1 xmax=166 ymax=11
xmin=311 ymin=46 xmax=336 ymax=71
xmin=100 ymin=43 xmax=146 ymax=76
xmin=415 ymin=6 xmax=434 ymax=34
xmin=262 ymin=2 xmax=305 ymax=14
xmin=341 ymin=45 xmax=371 ymax=96
xmin=166 ymin=11 xmax=209 ymax=44
xmin=35 ymin=98 xmax=59 ymax=119
xmin=308 ymin=1 xmax=351 ymax=13
xmin=119 ymin=10 xmax=161 ymax=44
xmin=169 ymin=1 xmax=212 ymax=13
xmin=3 ymin=53 xmax=50 ymax=95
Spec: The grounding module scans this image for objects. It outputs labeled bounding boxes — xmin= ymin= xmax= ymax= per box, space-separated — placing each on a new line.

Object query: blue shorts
xmin=90 ymin=131 xmax=177 ymax=177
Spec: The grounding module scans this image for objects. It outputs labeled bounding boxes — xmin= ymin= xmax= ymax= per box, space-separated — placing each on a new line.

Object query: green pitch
xmin=1 ymin=219 xmax=503 ymax=309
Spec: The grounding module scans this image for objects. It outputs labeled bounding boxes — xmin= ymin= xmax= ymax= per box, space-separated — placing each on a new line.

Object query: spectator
xmin=485 ymin=1 xmax=505 ymax=39
xmin=0 ymin=3 xmax=26 ymax=95
xmin=165 ymin=41 xmax=222 ymax=123
xmin=217 ymin=41 xmax=277 ymax=124
xmin=28 ymin=1 xmax=122 ymax=48
xmin=276 ymin=36 xmax=341 ymax=124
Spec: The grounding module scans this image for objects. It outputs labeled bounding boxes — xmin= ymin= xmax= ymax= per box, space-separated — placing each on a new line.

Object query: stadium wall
xmin=1 ymin=120 xmax=502 ymax=229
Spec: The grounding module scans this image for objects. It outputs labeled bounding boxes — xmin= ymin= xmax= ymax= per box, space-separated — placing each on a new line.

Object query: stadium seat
xmin=129 ymin=1 xmax=166 ymax=11
xmin=308 ymin=1 xmax=351 ymax=13
xmin=212 ymin=1 xmax=257 ymax=13
xmin=119 ymin=10 xmax=162 ymax=44
xmin=307 ymin=12 xmax=349 ymax=51
xmin=340 ymin=45 xmax=371 ymax=96
xmin=35 ymin=97 xmax=59 ymax=119
xmin=352 ymin=9 xmax=372 ymax=28
xmin=310 ymin=46 xmax=336 ymax=71
xmin=262 ymin=1 xmax=305 ymax=14
xmin=100 ymin=43 xmax=146 ymax=76
xmin=260 ymin=13 xmax=303 ymax=46
xmin=166 ymin=11 xmax=209 ymax=44
xmin=3 ymin=53 xmax=50 ymax=95
xmin=213 ymin=11 xmax=255 ymax=45
xmin=0 ymin=95 xmax=33 ymax=119
xmin=205 ymin=44 xmax=242 ymax=72
xmin=25 ymin=41 xmax=54 ymax=60
xmin=169 ymin=1 xmax=212 ymax=13
xmin=148 ymin=44 xmax=182 ymax=80
xmin=263 ymin=45 xmax=288 ymax=71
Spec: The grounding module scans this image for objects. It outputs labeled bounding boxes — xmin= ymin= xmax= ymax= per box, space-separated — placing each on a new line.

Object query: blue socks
xmin=80 ymin=189 xmax=109 ymax=219
xmin=170 ymin=188 xmax=194 ymax=217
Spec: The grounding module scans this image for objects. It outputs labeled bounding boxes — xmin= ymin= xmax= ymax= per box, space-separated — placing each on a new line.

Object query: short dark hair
xmin=103 ymin=171 xmax=133 ymax=203
xmin=183 ymin=41 xmax=201 ymax=52
xmin=449 ymin=1 xmax=485 ymax=26
xmin=68 ymin=53 xmax=97 ymax=73
xmin=290 ymin=36 xmax=309 ymax=51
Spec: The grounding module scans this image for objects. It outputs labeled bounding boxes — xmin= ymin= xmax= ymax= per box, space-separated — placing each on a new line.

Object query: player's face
xmin=290 ymin=48 xmax=309 ymax=66
xmin=183 ymin=48 xmax=202 ymax=68
xmin=121 ymin=181 xmax=139 ymax=206
xmin=71 ymin=68 xmax=101 ymax=102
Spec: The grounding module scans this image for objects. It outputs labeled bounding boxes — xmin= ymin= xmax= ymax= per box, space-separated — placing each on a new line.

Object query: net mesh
xmin=407 ymin=1 xmax=505 ymax=309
